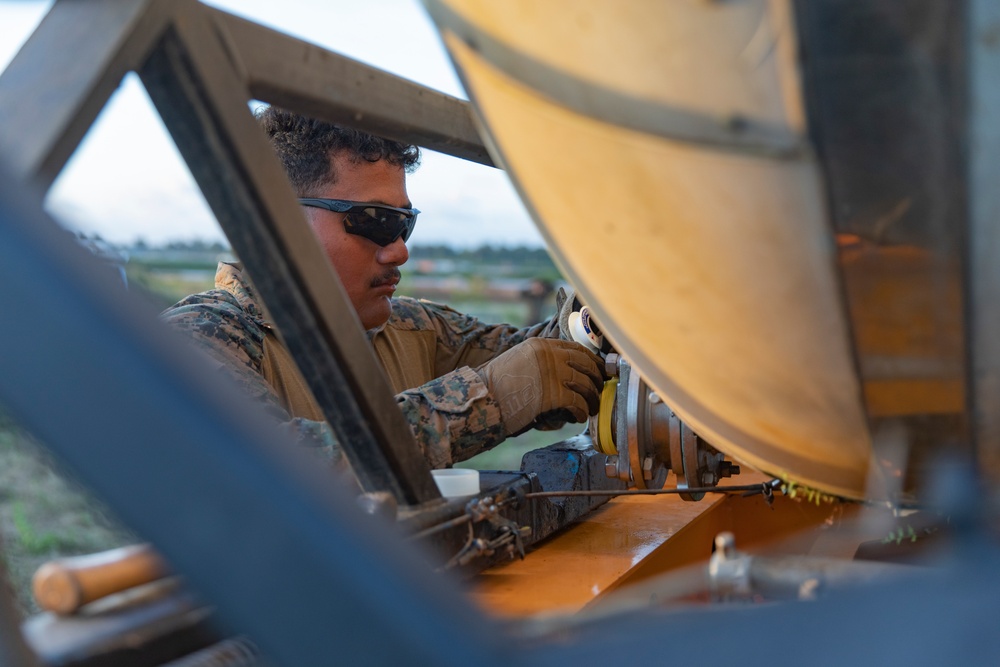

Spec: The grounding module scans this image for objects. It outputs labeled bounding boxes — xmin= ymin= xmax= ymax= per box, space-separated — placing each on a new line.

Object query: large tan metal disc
xmin=425 ymin=0 xmax=876 ymax=498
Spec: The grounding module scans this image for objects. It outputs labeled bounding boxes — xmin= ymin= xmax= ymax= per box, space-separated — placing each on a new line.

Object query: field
xmin=0 ymin=243 xmax=574 ymax=617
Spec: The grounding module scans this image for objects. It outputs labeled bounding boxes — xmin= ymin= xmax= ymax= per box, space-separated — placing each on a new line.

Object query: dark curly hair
xmin=255 ymin=106 xmax=421 ymax=196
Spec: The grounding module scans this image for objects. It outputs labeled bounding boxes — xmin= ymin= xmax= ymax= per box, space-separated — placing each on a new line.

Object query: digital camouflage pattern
xmin=161 ymin=263 xmax=562 ymax=471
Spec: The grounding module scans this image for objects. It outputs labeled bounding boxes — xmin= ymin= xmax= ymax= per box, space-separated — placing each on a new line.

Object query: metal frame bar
xmin=0 ymin=0 xmax=172 ymax=191
xmin=0 ymin=162 xmax=510 ymax=667
xmin=968 ymin=0 xmax=1000 ymax=482
xmin=0 ymin=0 xmax=501 ymax=508
xmin=3 ymin=1 xmax=1000 ymax=665
xmin=203 ymin=7 xmax=493 ymax=166
xmin=137 ymin=3 xmax=439 ymax=506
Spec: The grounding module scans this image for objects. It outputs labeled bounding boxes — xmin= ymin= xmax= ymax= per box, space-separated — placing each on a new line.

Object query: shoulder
xmin=387 ymin=296 xmax=507 ymax=342
xmin=387 ymin=296 xmax=458 ymax=331
xmin=161 ymin=288 xmax=267 ymax=348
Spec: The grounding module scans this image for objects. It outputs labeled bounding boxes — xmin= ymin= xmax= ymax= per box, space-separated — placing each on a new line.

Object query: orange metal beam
xmin=470 ymin=472 xmax=856 ymax=617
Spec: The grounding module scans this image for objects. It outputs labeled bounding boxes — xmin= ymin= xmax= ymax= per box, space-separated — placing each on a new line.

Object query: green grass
xmin=10 ymin=502 xmax=81 ymax=555
xmin=0 ymin=420 xmax=136 ymax=616
xmin=456 ymin=423 xmax=585 ymax=471
xmin=126 ymin=265 xmax=216 ymax=309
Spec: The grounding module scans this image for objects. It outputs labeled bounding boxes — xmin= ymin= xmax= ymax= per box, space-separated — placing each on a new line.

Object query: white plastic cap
xmin=567 ymin=307 xmax=603 ymax=353
xmin=431 ymin=469 xmax=480 ymax=498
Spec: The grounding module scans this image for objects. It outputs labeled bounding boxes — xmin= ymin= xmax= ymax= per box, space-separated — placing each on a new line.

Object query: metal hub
xmin=592 ymin=356 xmax=739 ymax=496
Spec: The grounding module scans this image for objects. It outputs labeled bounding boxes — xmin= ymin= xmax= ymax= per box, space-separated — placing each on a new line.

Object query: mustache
xmin=370 ymin=268 xmax=401 ymax=288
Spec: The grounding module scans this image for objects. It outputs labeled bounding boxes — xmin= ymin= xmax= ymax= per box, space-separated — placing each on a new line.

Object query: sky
xmin=0 ymin=0 xmax=544 ymax=248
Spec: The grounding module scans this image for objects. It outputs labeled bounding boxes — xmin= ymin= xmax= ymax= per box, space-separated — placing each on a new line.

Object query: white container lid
xmin=431 ymin=469 xmax=480 ymax=498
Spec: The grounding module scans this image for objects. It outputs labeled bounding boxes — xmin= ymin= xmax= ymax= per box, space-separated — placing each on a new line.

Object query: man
xmin=163 ymin=107 xmax=604 ymax=471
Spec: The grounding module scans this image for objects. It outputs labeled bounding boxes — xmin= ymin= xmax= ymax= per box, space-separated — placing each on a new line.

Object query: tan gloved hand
xmin=476 ymin=338 xmax=605 ymax=436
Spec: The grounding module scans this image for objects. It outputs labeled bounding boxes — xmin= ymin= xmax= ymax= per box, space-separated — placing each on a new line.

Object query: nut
xmin=604 ymin=353 xmax=620 ymax=378
xmin=605 ymin=455 xmax=619 ymax=479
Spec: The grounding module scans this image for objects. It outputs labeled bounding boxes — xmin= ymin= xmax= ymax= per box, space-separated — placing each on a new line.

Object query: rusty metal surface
xmin=794 ymin=0 xmax=972 ymax=492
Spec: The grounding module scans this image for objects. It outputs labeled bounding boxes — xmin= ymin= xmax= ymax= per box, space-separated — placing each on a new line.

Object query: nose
xmin=376 ymin=235 xmax=409 ymax=266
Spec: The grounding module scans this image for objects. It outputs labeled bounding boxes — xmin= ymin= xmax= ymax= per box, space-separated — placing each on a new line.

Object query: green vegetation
xmin=456 ymin=423 xmax=584 ymax=471
xmin=11 ymin=502 xmax=79 ymax=555
xmin=117 ymin=239 xmax=563 ymax=311
xmin=0 ymin=419 xmax=136 ymax=615
xmin=407 ymin=244 xmax=562 ymax=282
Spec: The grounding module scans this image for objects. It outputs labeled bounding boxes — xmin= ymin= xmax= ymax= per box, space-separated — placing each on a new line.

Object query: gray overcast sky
xmin=0 ymin=0 xmax=545 ymax=248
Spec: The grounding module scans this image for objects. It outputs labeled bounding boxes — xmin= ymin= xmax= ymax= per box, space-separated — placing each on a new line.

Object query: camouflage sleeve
xmin=163 ymin=293 xmax=522 ymax=470
xmin=161 ymin=292 xmax=344 ymax=468
xmin=395 ymin=366 xmax=506 ymax=468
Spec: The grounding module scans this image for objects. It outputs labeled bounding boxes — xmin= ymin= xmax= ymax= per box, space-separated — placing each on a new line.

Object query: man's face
xmin=303 ymin=151 xmax=411 ymax=330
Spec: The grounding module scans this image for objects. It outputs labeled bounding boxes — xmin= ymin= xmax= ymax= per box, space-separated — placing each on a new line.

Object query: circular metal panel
xmin=428 ymin=0 xmax=874 ymax=498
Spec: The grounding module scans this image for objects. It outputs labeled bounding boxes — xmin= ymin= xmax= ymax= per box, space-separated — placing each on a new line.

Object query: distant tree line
xmin=408 ymin=244 xmax=554 ymax=265
xmin=123 ymin=239 xmax=554 ymax=266
xmin=130 ymin=238 xmax=229 ymax=252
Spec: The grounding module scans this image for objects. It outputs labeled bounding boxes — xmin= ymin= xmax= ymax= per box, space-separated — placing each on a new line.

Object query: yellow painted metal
xmin=595 ymin=378 xmax=617 ymax=456
xmin=426 ymin=0 xmax=875 ymax=499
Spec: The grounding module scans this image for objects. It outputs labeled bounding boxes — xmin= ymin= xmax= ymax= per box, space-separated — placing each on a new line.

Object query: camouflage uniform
xmin=162 ymin=263 xmax=560 ymax=470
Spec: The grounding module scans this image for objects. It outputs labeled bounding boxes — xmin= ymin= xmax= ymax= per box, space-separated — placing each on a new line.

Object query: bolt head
xmin=605 ymin=455 xmax=619 ymax=478
xmin=604 ymin=353 xmax=620 ymax=378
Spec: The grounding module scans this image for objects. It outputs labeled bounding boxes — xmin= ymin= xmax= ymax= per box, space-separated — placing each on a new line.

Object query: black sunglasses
xmin=298 ymin=198 xmax=419 ymax=247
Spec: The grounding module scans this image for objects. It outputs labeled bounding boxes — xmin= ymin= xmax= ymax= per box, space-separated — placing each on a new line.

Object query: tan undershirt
xmin=259 ymin=325 xmax=444 ymax=421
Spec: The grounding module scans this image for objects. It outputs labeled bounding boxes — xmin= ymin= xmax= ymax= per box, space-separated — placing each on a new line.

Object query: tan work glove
xmin=476 ymin=338 xmax=605 ymax=437
xmin=554 ymin=286 xmax=581 ymax=341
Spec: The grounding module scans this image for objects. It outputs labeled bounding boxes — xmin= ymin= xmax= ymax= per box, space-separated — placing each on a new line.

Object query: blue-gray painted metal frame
xmin=0 ymin=168 xmax=514 ymax=666
xmin=2 ymin=0 xmax=1000 ymax=665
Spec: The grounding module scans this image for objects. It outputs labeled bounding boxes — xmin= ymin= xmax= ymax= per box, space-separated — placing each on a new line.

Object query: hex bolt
xmin=648 ymin=392 xmax=662 ymax=404
xmin=605 ymin=455 xmax=619 ymax=479
xmin=604 ymin=353 xmax=620 ymax=378
xmin=642 ymin=456 xmax=654 ymax=480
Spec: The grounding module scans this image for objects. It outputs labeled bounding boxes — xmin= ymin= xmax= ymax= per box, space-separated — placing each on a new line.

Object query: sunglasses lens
xmin=344 ymin=206 xmax=416 ymax=246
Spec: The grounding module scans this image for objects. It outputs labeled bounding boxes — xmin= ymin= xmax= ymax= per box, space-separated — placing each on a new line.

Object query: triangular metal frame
xmin=0 ymin=0 xmax=500 ymax=507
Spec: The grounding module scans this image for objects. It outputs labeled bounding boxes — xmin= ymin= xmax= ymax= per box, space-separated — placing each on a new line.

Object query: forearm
xmin=395 ymin=366 xmax=506 ymax=468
